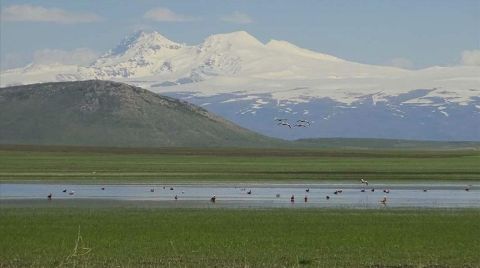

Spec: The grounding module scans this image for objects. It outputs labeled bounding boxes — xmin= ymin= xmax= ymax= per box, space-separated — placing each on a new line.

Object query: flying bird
xmin=296 ymin=120 xmax=311 ymax=126
xmin=294 ymin=124 xmax=308 ymax=128
xmin=361 ymin=179 xmax=369 ymax=185
xmin=278 ymin=122 xmax=292 ymax=128
xmin=275 ymin=118 xmax=288 ymax=122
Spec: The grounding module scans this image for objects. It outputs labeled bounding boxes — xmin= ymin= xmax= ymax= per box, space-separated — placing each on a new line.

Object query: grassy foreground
xmin=1 ymin=145 xmax=479 ymax=182
xmin=0 ymin=208 xmax=479 ymax=267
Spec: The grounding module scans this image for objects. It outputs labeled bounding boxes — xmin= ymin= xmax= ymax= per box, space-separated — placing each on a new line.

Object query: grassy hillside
xmin=0 ymin=80 xmax=283 ymax=147
xmin=1 ymin=145 xmax=478 ymax=182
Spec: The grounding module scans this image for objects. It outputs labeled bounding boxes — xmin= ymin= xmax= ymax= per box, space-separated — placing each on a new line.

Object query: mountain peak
xmin=201 ymin=31 xmax=264 ymax=49
xmin=105 ymin=30 xmax=181 ymax=57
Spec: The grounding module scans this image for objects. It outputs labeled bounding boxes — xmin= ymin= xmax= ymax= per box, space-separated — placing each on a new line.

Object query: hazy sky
xmin=1 ymin=0 xmax=479 ymax=69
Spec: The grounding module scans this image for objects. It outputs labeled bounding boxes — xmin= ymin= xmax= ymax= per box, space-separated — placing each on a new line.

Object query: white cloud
xmin=0 ymin=4 xmax=102 ymax=23
xmin=32 ymin=48 xmax=99 ymax=66
xmin=461 ymin=50 xmax=480 ymax=66
xmin=144 ymin=8 xmax=194 ymax=22
xmin=389 ymin=57 xmax=414 ymax=69
xmin=221 ymin=11 xmax=253 ymax=24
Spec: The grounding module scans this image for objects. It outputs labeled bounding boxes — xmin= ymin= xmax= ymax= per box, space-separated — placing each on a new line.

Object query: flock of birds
xmin=275 ymin=118 xmax=311 ymax=128
xmin=46 ymin=179 xmax=474 ymax=206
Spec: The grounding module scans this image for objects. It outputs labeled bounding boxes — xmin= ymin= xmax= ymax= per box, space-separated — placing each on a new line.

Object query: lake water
xmin=1 ymin=182 xmax=478 ymax=209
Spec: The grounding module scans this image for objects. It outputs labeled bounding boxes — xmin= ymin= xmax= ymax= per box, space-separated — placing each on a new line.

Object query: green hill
xmin=0 ymin=80 xmax=283 ymax=147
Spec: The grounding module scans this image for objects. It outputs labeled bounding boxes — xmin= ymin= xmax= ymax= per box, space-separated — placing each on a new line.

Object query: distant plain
xmin=1 ymin=145 xmax=479 ymax=182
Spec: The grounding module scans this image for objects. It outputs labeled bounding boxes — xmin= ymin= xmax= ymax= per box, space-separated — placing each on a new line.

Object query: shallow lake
xmin=1 ymin=182 xmax=478 ymax=209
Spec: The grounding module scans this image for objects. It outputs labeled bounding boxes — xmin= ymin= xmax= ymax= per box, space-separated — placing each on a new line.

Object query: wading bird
xmin=210 ymin=195 xmax=216 ymax=203
xmin=306 ymin=188 xmax=310 ymax=193
xmin=47 ymin=193 xmax=52 ymax=200
xmin=291 ymin=195 xmax=295 ymax=203
xmin=62 ymin=189 xmax=67 ymax=193
xmin=380 ymin=196 xmax=387 ymax=204
xmin=361 ymin=179 xmax=369 ymax=186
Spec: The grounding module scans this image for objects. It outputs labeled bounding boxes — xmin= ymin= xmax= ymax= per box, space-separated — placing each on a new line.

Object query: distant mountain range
xmin=1 ymin=31 xmax=479 ymax=140
xmin=0 ymin=80 xmax=282 ymax=147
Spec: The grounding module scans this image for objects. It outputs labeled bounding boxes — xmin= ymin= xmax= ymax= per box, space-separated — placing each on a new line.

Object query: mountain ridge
xmin=1 ymin=30 xmax=478 ymax=140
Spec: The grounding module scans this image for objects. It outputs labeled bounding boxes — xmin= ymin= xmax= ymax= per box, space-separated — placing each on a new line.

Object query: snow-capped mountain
xmin=1 ymin=31 xmax=479 ymax=140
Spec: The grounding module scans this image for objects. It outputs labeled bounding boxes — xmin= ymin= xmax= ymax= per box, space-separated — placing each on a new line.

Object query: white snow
xmin=439 ymin=111 xmax=449 ymax=117
xmin=1 ymin=30 xmax=479 ymax=106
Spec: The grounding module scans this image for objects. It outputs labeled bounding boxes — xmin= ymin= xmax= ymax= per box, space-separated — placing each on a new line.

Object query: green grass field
xmin=0 ymin=208 xmax=479 ymax=267
xmin=0 ymin=145 xmax=479 ymax=182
